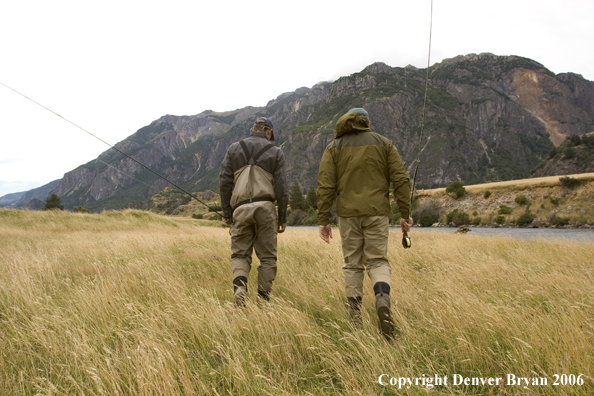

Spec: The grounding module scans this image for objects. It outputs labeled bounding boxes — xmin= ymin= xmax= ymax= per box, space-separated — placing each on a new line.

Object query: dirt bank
xmin=415 ymin=173 xmax=594 ymax=228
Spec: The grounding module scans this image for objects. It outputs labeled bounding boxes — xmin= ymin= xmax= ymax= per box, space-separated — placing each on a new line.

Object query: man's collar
xmin=249 ymin=131 xmax=268 ymax=139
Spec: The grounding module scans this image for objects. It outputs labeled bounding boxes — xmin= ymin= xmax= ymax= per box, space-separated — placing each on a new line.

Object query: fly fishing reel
xmin=402 ymin=235 xmax=411 ymax=249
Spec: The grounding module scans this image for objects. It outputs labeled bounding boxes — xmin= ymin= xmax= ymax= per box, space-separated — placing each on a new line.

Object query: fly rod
xmin=403 ymin=0 xmax=433 ymax=249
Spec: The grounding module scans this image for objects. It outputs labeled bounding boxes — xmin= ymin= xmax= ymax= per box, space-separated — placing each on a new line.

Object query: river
xmin=289 ymin=226 xmax=594 ymax=243
xmin=400 ymin=227 xmax=594 ymax=242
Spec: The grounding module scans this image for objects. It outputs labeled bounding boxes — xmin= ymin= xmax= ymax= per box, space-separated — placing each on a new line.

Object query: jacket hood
xmin=335 ymin=112 xmax=371 ymax=138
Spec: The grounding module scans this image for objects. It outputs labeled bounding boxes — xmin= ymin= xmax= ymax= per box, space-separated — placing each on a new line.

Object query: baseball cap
xmin=254 ymin=117 xmax=274 ymax=140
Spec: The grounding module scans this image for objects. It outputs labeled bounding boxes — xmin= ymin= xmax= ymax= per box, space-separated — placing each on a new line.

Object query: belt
xmin=232 ymin=197 xmax=275 ymax=212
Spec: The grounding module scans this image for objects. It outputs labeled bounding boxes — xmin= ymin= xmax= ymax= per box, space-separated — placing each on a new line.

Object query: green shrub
xmin=73 ymin=206 xmax=92 ymax=213
xmin=562 ymin=147 xmax=576 ymax=160
xmin=517 ymin=211 xmax=536 ymax=226
xmin=550 ymin=215 xmax=570 ymax=226
xmin=550 ymin=197 xmax=560 ymax=206
xmin=413 ymin=201 xmax=442 ymax=227
xmin=446 ymin=209 xmax=470 ymax=226
xmin=472 ymin=211 xmax=478 ymax=216
xmin=289 ymin=180 xmax=308 ymax=211
xmin=471 ymin=217 xmax=481 ymax=226
xmin=540 ymin=204 xmax=545 ymax=209
xmin=417 ymin=208 xmax=440 ymax=227
xmin=300 ymin=208 xmax=319 ymax=226
xmin=498 ymin=205 xmax=513 ymax=215
xmin=446 ymin=181 xmax=466 ymax=199
xmin=44 ymin=194 xmax=64 ymax=211
xmin=208 ymin=204 xmax=222 ymax=212
xmin=192 ymin=213 xmax=203 ymax=219
xmin=306 ymin=186 xmax=317 ymax=209
xmin=495 ymin=215 xmax=506 ymax=225
xmin=559 ymin=176 xmax=581 ymax=188
xmin=515 ymin=195 xmax=528 ymax=205
xmin=484 ymin=190 xmax=491 ymax=199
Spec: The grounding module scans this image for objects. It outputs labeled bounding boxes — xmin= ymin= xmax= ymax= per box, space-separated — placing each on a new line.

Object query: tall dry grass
xmin=1 ymin=208 xmax=593 ymax=395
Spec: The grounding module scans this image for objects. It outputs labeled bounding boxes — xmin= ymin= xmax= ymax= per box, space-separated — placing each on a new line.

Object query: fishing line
xmin=0 ymin=81 xmax=223 ymax=218
xmin=93 ymin=158 xmax=154 ymax=189
xmin=403 ymin=0 xmax=433 ymax=249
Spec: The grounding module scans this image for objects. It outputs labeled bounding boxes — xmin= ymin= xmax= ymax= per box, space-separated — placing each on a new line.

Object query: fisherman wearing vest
xmin=317 ymin=108 xmax=412 ymax=340
xmin=219 ymin=117 xmax=288 ymax=306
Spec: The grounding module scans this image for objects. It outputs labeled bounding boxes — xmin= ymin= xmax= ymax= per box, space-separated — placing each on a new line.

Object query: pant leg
xmin=338 ymin=216 xmax=365 ymax=298
xmin=252 ymin=202 xmax=278 ymax=293
xmin=230 ymin=206 xmax=255 ymax=281
xmin=361 ymin=215 xmax=391 ymax=287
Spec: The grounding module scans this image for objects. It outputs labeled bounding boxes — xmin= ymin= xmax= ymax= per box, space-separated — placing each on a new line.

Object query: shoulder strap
xmin=239 ymin=140 xmax=251 ymax=164
xmin=239 ymin=140 xmax=274 ymax=166
xmin=252 ymin=144 xmax=274 ymax=164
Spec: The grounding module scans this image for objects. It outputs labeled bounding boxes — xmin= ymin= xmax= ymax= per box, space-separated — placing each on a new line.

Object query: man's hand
xmin=400 ymin=217 xmax=413 ymax=233
xmin=319 ymin=224 xmax=333 ymax=243
xmin=222 ymin=217 xmax=233 ymax=225
xmin=277 ymin=223 xmax=286 ymax=233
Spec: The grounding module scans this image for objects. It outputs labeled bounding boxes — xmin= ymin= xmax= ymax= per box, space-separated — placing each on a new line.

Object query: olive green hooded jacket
xmin=317 ymin=112 xmax=411 ymax=226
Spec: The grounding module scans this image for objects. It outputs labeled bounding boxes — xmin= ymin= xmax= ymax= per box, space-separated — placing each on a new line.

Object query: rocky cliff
xmin=532 ymin=133 xmax=594 ymax=177
xmin=11 ymin=53 xmax=594 ymax=211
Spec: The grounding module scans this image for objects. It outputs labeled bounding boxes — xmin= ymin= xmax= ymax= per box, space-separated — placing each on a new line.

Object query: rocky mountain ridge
xmin=5 ymin=53 xmax=594 ymax=211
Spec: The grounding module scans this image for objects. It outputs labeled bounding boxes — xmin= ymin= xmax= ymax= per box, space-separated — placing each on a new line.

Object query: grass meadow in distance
xmin=1 ymin=208 xmax=593 ymax=395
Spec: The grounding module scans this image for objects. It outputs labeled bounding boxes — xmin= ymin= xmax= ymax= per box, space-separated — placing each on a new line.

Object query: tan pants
xmin=231 ymin=202 xmax=278 ymax=293
xmin=338 ymin=215 xmax=391 ymax=298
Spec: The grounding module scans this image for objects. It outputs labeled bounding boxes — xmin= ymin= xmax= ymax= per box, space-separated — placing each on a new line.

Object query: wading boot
xmin=347 ymin=296 xmax=362 ymax=327
xmin=374 ymin=282 xmax=396 ymax=340
xmin=233 ymin=276 xmax=248 ymax=307
xmin=234 ymin=286 xmax=247 ymax=307
xmin=257 ymin=290 xmax=271 ymax=307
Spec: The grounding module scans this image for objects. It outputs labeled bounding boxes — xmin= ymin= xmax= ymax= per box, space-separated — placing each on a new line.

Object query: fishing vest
xmin=230 ymin=140 xmax=276 ymax=212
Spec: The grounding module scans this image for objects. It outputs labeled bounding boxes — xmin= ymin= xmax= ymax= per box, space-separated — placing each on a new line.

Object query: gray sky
xmin=1 ymin=0 xmax=593 ymax=197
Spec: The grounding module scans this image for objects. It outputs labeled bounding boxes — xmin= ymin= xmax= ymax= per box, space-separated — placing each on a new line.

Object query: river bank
xmin=415 ymin=172 xmax=594 ymax=228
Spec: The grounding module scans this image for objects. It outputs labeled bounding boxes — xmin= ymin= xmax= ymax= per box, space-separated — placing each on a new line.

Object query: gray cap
xmin=347 ymin=108 xmax=369 ymax=120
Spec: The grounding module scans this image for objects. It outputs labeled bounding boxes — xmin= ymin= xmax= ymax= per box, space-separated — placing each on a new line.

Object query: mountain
xmin=0 ymin=191 xmax=25 ymax=207
xmin=532 ymin=132 xmax=594 ymax=177
xmin=7 ymin=180 xmax=60 ymax=207
xmin=9 ymin=53 xmax=594 ymax=211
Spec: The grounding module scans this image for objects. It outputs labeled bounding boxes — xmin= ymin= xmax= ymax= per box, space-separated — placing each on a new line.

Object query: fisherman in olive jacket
xmin=220 ymin=117 xmax=288 ymax=306
xmin=317 ymin=108 xmax=412 ymax=340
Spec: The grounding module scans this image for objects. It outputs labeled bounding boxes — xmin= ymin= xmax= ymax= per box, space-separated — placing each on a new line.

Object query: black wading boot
xmin=233 ymin=276 xmax=248 ymax=307
xmin=374 ymin=282 xmax=396 ymax=340
xmin=257 ymin=290 xmax=270 ymax=307
xmin=347 ymin=296 xmax=363 ymax=327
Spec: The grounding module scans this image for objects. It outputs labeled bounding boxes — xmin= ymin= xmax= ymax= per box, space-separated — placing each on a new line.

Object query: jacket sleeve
xmin=273 ymin=149 xmax=288 ymax=223
xmin=317 ymin=146 xmax=337 ymax=226
xmin=387 ymin=142 xmax=412 ymax=219
xmin=219 ymin=148 xmax=235 ymax=219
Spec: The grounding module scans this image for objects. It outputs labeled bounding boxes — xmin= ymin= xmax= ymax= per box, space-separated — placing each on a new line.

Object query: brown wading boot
xmin=374 ymin=282 xmax=397 ymax=340
xmin=348 ymin=296 xmax=362 ymax=327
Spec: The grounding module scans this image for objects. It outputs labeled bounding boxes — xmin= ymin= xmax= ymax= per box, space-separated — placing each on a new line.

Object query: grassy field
xmin=1 ymin=209 xmax=593 ymax=395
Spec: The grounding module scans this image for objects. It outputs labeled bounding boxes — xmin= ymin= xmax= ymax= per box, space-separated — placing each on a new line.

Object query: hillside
xmin=532 ymin=132 xmax=594 ymax=177
xmin=6 ymin=53 xmax=594 ymax=211
xmin=415 ymin=173 xmax=594 ymax=227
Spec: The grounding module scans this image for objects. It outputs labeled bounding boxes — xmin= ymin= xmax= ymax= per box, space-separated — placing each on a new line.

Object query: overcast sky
xmin=1 ymin=0 xmax=593 ymax=198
